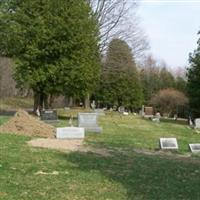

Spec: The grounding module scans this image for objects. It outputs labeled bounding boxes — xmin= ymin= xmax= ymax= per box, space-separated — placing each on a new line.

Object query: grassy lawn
xmin=1 ymin=113 xmax=200 ymax=199
xmin=86 ymin=113 xmax=200 ymax=154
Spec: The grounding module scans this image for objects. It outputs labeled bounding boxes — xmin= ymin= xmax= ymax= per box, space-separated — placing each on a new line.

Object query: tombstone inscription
xmin=160 ymin=138 xmax=178 ymax=150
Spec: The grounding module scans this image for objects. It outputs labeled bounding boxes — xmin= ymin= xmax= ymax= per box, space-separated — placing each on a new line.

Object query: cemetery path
xmin=28 ymin=137 xmax=199 ymax=164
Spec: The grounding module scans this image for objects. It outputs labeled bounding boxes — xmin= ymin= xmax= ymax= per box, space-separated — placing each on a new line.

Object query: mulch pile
xmin=0 ymin=110 xmax=55 ymax=138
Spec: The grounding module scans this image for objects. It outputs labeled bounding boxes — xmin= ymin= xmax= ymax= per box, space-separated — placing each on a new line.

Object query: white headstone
xmin=78 ymin=113 xmax=98 ymax=127
xmin=56 ymin=127 xmax=85 ymax=139
xmin=189 ymin=144 xmax=200 ymax=153
xmin=195 ymin=118 xmax=200 ymax=129
xmin=123 ymin=112 xmax=129 ymax=116
xmin=78 ymin=113 xmax=102 ymax=133
xmin=160 ymin=138 xmax=178 ymax=150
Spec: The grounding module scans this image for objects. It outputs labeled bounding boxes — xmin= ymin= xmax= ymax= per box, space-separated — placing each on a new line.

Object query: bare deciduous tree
xmin=150 ymin=88 xmax=188 ymax=117
xmin=89 ymin=0 xmax=149 ymax=57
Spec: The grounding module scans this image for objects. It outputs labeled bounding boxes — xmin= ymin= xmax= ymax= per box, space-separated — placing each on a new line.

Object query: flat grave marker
xmin=189 ymin=144 xmax=200 ymax=153
xmin=160 ymin=138 xmax=178 ymax=150
xmin=56 ymin=127 xmax=85 ymax=139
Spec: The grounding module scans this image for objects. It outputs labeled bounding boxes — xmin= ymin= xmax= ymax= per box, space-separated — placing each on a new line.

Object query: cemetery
xmin=1 ymin=1 xmax=200 ymax=199
xmin=1 ymin=108 xmax=200 ymax=199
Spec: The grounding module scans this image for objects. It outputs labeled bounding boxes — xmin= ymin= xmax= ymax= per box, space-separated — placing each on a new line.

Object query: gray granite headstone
xmin=41 ymin=110 xmax=58 ymax=121
xmin=56 ymin=127 xmax=85 ymax=139
xmin=78 ymin=113 xmax=102 ymax=133
xmin=195 ymin=118 xmax=200 ymax=129
xmin=189 ymin=144 xmax=200 ymax=153
xmin=160 ymin=138 xmax=178 ymax=150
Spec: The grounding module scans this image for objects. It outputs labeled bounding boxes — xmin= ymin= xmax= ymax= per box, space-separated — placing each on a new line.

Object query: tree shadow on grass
xmin=64 ymin=149 xmax=200 ymax=200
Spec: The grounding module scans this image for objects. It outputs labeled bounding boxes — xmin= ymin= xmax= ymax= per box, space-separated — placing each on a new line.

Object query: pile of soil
xmin=0 ymin=110 xmax=55 ymax=138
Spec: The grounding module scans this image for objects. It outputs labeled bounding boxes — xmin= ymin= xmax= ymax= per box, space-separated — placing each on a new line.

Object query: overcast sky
xmin=137 ymin=0 xmax=200 ymax=68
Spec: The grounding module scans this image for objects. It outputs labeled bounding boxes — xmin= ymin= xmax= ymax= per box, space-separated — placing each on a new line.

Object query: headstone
xmin=145 ymin=107 xmax=153 ymax=116
xmin=41 ymin=110 xmax=58 ymax=121
xmin=118 ymin=106 xmax=125 ymax=113
xmin=189 ymin=144 xmax=200 ymax=153
xmin=152 ymin=112 xmax=161 ymax=122
xmin=78 ymin=113 xmax=102 ymax=133
xmin=160 ymin=138 xmax=178 ymax=150
xmin=173 ymin=114 xmax=178 ymax=120
xmin=123 ymin=112 xmax=129 ymax=116
xmin=56 ymin=127 xmax=84 ymax=139
xmin=195 ymin=118 xmax=200 ymax=129
xmin=91 ymin=100 xmax=96 ymax=110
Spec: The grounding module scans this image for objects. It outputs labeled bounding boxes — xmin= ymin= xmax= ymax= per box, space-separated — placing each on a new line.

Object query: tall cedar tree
xmin=96 ymin=39 xmax=143 ymax=108
xmin=0 ymin=0 xmax=100 ymax=111
xmin=187 ymin=31 xmax=200 ymax=117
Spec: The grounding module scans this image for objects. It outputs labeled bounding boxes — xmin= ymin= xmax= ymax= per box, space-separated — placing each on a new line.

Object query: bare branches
xmin=89 ymin=0 xmax=149 ymax=58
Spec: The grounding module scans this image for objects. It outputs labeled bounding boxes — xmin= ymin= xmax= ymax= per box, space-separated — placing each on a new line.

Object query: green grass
xmin=0 ymin=116 xmax=11 ymax=125
xmin=86 ymin=114 xmax=200 ymax=154
xmin=1 ymin=113 xmax=200 ymax=199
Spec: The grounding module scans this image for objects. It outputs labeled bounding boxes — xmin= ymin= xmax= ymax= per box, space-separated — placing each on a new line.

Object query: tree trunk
xmin=84 ymin=94 xmax=90 ymax=109
xmin=49 ymin=94 xmax=54 ymax=108
xmin=69 ymin=96 xmax=73 ymax=107
xmin=44 ymin=94 xmax=49 ymax=109
xmin=33 ymin=92 xmax=40 ymax=114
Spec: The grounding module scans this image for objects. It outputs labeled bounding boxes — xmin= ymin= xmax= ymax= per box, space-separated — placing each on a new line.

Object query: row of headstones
xmin=160 ymin=138 xmax=200 ymax=153
xmin=40 ymin=109 xmax=105 ymax=121
xmin=141 ymin=106 xmax=200 ymax=128
xmin=56 ymin=112 xmax=103 ymax=139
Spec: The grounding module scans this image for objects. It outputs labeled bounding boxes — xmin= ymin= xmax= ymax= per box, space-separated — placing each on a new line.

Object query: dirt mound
xmin=0 ymin=110 xmax=55 ymax=138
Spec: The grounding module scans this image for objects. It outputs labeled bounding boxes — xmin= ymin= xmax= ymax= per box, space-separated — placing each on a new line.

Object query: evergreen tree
xmin=187 ymin=31 xmax=200 ymax=117
xmin=175 ymin=76 xmax=187 ymax=93
xmin=96 ymin=39 xmax=143 ymax=109
xmin=159 ymin=67 xmax=175 ymax=89
xmin=0 ymin=0 xmax=100 ymax=111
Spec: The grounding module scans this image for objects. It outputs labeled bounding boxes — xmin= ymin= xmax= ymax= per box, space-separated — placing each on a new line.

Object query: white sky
xmin=136 ymin=0 xmax=200 ymax=68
